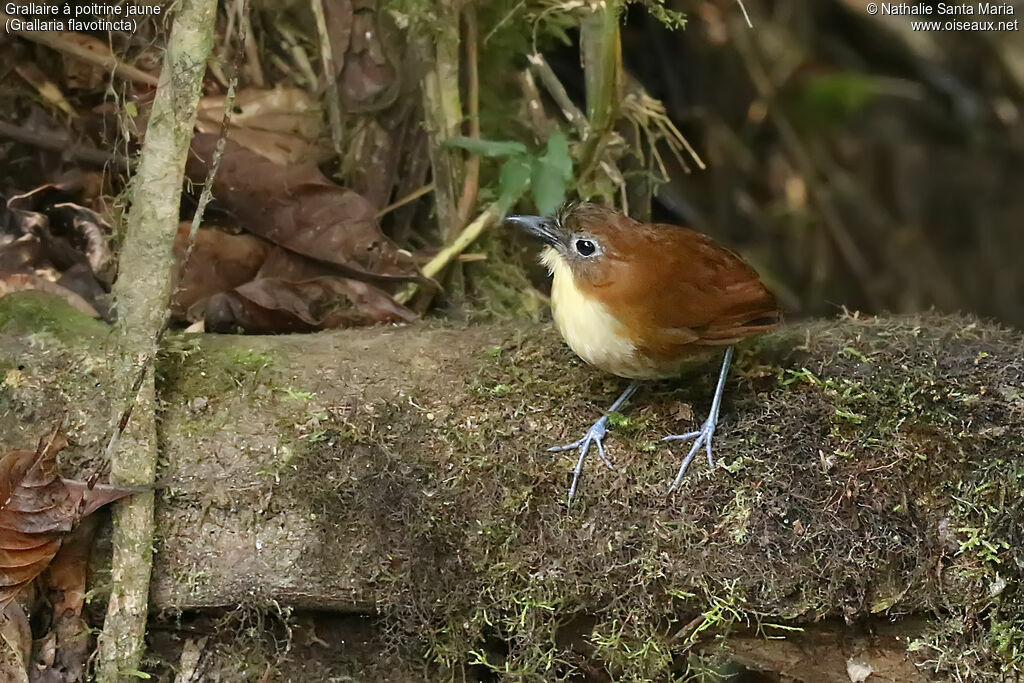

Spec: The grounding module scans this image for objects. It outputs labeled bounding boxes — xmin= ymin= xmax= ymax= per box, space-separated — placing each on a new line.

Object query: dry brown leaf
xmin=0 ymin=602 xmax=31 ymax=683
xmin=186 ymin=135 xmax=421 ymax=285
xmin=171 ymin=224 xmax=272 ymax=320
xmin=50 ymin=203 xmax=114 ymax=284
xmin=196 ymin=274 xmax=415 ymax=334
xmin=5 ymin=183 xmax=115 ymax=313
xmin=0 ymin=428 xmax=138 ymax=609
xmin=196 ymin=87 xmax=327 ymax=165
xmin=336 ymin=5 xmax=398 ymax=110
xmin=30 ymin=516 xmax=99 ymax=683
xmin=0 ymin=236 xmax=47 ymax=276
xmin=177 ymin=233 xmax=416 ymax=333
xmin=198 ymin=87 xmax=322 ymax=138
xmin=324 ymin=0 xmax=354 ymax=80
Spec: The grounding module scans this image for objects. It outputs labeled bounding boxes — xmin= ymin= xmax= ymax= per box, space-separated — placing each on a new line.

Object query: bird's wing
xmin=601 ymin=225 xmax=779 ymax=356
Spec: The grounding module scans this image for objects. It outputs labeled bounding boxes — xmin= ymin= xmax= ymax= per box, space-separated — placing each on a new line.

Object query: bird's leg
xmin=663 ymin=347 xmax=734 ymax=491
xmin=548 ymin=380 xmax=641 ymax=503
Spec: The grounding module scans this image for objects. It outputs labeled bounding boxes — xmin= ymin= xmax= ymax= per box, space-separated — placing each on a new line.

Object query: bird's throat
xmin=545 ymin=250 xmax=646 ymax=378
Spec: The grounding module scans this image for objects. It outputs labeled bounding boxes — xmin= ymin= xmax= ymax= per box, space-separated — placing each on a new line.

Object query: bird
xmin=507 ymin=202 xmax=779 ymax=502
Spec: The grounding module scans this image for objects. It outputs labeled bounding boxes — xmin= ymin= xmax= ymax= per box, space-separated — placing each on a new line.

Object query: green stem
xmin=579 ymin=0 xmax=623 ymax=182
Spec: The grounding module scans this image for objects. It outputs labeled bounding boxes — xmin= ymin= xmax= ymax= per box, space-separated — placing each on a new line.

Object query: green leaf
xmin=792 ymin=72 xmax=878 ymax=128
xmin=444 ymin=136 xmax=528 ymax=158
xmin=497 ymin=156 xmax=532 ymax=211
xmin=530 ymin=131 xmax=573 ymax=215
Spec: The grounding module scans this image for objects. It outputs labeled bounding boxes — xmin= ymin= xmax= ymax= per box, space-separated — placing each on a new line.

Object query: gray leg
xmin=548 ymin=380 xmax=641 ymax=503
xmin=663 ymin=347 xmax=734 ymax=491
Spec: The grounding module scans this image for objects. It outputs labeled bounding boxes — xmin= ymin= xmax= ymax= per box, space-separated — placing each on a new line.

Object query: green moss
xmin=157 ymin=334 xmax=277 ymax=403
xmin=247 ymin=314 xmax=1024 ymax=679
xmin=0 ymin=290 xmax=109 ymax=343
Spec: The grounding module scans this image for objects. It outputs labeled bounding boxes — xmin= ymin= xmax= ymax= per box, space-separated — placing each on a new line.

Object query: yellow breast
xmin=542 ymin=247 xmax=666 ymax=379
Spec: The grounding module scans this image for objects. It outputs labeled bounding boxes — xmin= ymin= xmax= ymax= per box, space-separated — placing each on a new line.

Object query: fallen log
xmin=2 ymin=291 xmax=1023 ymax=679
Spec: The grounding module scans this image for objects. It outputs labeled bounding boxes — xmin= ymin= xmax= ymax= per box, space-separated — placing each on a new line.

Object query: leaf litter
xmin=0 ymin=426 xmax=138 ymax=682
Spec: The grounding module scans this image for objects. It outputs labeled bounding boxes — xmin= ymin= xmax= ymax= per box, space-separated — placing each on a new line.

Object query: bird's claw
xmin=548 ymin=416 xmax=616 ymax=503
xmin=663 ymin=415 xmax=718 ymax=492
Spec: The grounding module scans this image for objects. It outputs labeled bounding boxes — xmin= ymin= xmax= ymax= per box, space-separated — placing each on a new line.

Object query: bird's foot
xmin=548 ymin=415 xmax=616 ymax=503
xmin=662 ymin=413 xmax=718 ymax=492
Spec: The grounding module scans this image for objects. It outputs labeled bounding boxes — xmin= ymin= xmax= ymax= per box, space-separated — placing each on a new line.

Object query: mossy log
xmin=2 ymin=291 xmax=1023 ymax=680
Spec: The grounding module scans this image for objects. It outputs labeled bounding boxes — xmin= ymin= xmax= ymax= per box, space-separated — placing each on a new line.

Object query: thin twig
xmin=376 ymin=183 xmax=434 ymax=220
xmin=528 ymin=53 xmax=588 ymax=134
xmin=395 ymin=203 xmax=500 ymax=304
xmin=456 ymin=5 xmax=481 ymax=228
xmin=0 ymin=11 xmax=159 ymax=86
xmin=310 ymin=0 xmax=344 ymax=157
xmin=736 ymin=0 xmax=753 ymax=29
xmin=0 ymin=120 xmax=127 ymax=169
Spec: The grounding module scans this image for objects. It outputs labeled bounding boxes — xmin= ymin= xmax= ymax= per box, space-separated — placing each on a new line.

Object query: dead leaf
xmin=0 ymin=602 xmax=31 ymax=683
xmin=198 ymin=87 xmax=322 ymax=139
xmin=186 ymin=135 xmax=421 ymax=284
xmin=177 ymin=234 xmax=416 ymax=333
xmin=336 ymin=5 xmax=400 ymax=111
xmin=171 ymin=224 xmax=272 ymax=320
xmin=30 ymin=516 xmax=99 ymax=683
xmin=0 ymin=428 xmax=137 ymax=609
xmin=5 ymin=183 xmax=116 ymax=315
xmin=196 ymin=274 xmax=415 ymax=334
xmin=323 ymin=0 xmax=353 ymax=80
xmin=196 ymin=87 xmax=327 ymax=165
xmin=50 ymin=204 xmax=114 ymax=285
xmin=0 ymin=236 xmax=47 ymax=277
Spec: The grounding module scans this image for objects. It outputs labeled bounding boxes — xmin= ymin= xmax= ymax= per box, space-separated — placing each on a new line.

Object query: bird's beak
xmin=506 ymin=215 xmax=562 ymax=248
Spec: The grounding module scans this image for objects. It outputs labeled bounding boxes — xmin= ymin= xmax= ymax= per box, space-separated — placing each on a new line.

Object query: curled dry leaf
xmin=326 ymin=0 xmax=402 ymax=112
xmin=174 ymin=229 xmax=416 ymax=333
xmin=0 ymin=428 xmax=138 ymax=609
xmin=324 ymin=0 xmax=354 ymax=80
xmin=5 ymin=182 xmax=115 ymax=314
xmin=31 ymin=516 xmax=99 ymax=683
xmin=341 ymin=7 xmax=397 ymax=108
xmin=186 ymin=134 xmax=421 ymax=284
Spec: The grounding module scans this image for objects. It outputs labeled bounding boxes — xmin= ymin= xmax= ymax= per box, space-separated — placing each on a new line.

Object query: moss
xmin=242 ymin=313 xmax=1024 ymax=680
xmin=0 ymin=290 xmax=109 ymax=344
xmin=5 ymin=295 xmax=1022 ymax=679
xmin=464 ymin=232 xmax=546 ymax=321
xmin=0 ymin=291 xmax=112 ymax=471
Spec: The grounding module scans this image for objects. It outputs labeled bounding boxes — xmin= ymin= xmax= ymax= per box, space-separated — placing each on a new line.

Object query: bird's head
xmin=506 ymin=202 xmax=639 ymax=286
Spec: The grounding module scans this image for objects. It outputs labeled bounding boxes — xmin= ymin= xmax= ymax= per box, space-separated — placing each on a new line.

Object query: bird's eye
xmin=574 ymin=239 xmax=596 ymax=257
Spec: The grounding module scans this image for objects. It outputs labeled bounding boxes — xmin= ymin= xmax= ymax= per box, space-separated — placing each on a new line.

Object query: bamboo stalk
xmin=578 ymin=0 xmax=624 ymax=180
xmin=413 ymin=2 xmax=464 ymax=242
xmin=94 ymin=0 xmax=218 ymax=679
